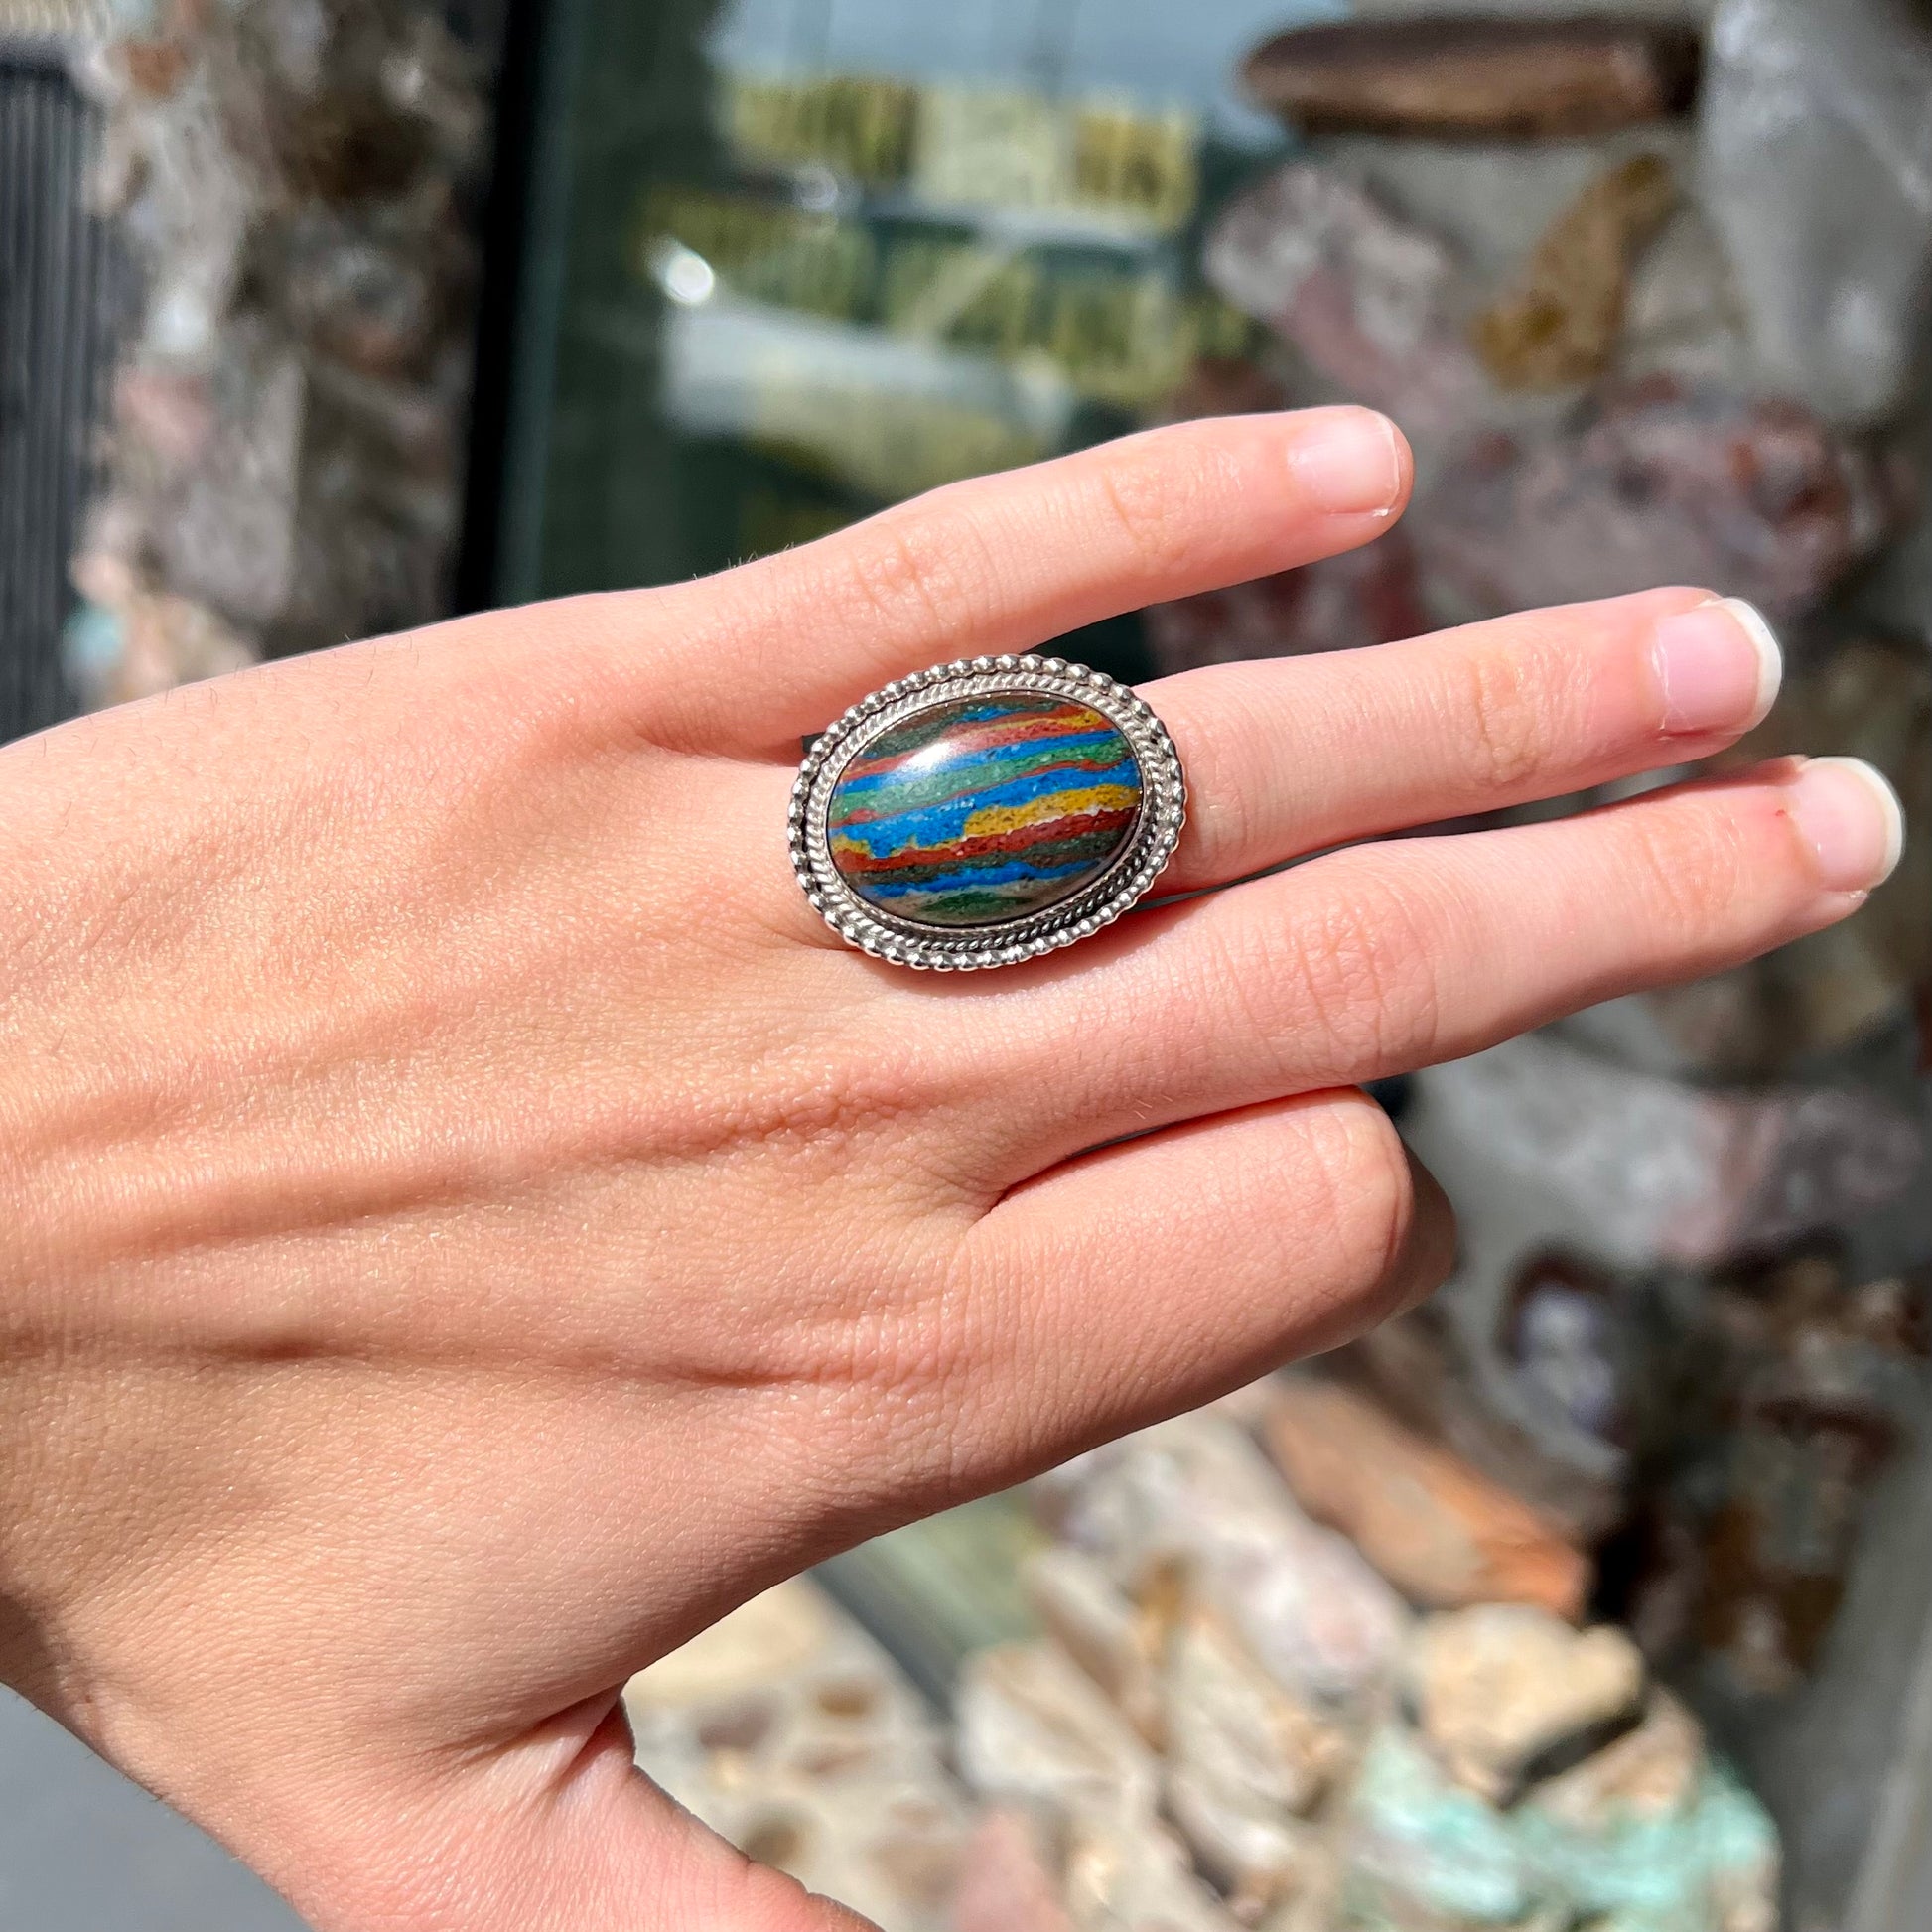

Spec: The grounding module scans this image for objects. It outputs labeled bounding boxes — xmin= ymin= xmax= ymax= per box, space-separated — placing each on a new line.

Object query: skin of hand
xmin=0 ymin=408 xmax=1905 ymax=1932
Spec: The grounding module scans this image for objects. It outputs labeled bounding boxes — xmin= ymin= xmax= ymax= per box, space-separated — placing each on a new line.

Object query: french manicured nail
xmin=1290 ymin=409 xmax=1404 ymax=516
xmin=1785 ymin=757 xmax=1906 ymax=893
xmin=1651 ymin=598 xmax=1782 ymax=734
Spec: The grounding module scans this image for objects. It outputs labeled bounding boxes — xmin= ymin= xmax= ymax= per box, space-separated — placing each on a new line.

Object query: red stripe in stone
xmin=847 ymin=704 xmax=1111 ymax=776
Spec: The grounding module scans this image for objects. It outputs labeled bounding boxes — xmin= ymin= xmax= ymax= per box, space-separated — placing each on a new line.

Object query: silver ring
xmin=790 ymin=655 xmax=1186 ymax=971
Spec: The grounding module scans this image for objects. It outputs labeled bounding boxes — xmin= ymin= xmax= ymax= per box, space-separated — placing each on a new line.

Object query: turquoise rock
xmin=1518 ymin=1760 xmax=1779 ymax=1931
xmin=1339 ymin=1721 xmax=1778 ymax=1932
xmin=1340 ymin=1725 xmax=1552 ymax=1927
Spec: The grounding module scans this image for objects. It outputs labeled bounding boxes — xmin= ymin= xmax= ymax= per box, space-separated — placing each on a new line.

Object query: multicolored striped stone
xmin=827 ymin=693 xmax=1145 ymax=928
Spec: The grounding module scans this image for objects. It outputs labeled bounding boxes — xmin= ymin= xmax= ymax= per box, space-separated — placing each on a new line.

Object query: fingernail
xmin=1784 ymin=757 xmax=1906 ymax=893
xmin=1289 ymin=409 xmax=1404 ymax=516
xmin=1650 ymin=597 xmax=1782 ymax=734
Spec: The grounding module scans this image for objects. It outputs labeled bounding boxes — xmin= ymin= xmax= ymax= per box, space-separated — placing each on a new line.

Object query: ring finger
xmin=752 ymin=583 xmax=1780 ymax=952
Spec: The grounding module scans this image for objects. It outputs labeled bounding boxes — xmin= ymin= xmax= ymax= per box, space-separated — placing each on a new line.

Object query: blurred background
xmin=2 ymin=0 xmax=1930 ymax=1926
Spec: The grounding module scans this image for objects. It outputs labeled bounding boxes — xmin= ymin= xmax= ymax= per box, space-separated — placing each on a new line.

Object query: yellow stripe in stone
xmin=962 ymin=784 xmax=1140 ymax=840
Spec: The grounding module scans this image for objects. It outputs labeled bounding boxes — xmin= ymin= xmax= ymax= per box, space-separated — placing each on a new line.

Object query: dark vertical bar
xmin=450 ymin=0 xmax=550 ymax=615
xmin=0 ymin=43 xmax=120 ymax=745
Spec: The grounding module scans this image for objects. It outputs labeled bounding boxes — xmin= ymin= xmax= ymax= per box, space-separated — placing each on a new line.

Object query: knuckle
xmin=839 ymin=503 xmax=995 ymax=642
xmin=1311 ymin=1097 xmax=1415 ymax=1271
xmin=1094 ymin=442 xmax=1212 ymax=580
xmin=1281 ymin=870 xmax=1445 ymax=1076
xmin=831 ymin=1238 xmax=1014 ymax=1491
xmin=1453 ymin=641 xmax=1557 ymax=793
xmin=1622 ymin=798 xmax=1751 ymax=943
xmin=1296 ymin=1098 xmax=1446 ymax=1344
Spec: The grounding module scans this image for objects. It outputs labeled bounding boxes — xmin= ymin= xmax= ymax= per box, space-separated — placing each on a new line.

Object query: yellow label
xmin=726 ymin=72 xmax=918 ymax=185
xmin=720 ymin=72 xmax=1200 ymax=235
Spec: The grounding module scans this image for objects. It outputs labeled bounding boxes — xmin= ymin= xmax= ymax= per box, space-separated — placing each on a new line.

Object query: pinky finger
xmin=949 ymin=1091 xmax=1456 ymax=1472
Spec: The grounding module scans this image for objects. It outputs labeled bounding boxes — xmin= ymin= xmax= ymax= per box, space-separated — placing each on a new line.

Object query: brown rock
xmin=1242 ymin=17 xmax=1702 ymax=140
xmin=1405 ymin=1605 xmax=1646 ymax=1804
xmin=120 ymin=37 xmax=192 ymax=99
xmin=1473 ymin=154 xmax=1678 ymax=391
xmin=1262 ymin=1380 xmax=1590 ymax=1620
xmin=1336 ymin=1306 xmax=1631 ymax=1545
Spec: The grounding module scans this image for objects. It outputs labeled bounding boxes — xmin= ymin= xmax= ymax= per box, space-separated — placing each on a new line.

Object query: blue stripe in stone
xmin=834 ymin=757 xmax=1140 ymax=856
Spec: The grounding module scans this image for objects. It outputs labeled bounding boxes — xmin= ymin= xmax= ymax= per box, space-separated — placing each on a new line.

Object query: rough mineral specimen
xmin=1261 ymin=1379 xmax=1590 ymax=1620
xmin=956 ymin=1638 xmax=1160 ymax=1828
xmin=951 ymin=1809 xmax=1076 ymax=1932
xmin=1415 ymin=376 xmax=1900 ymax=622
xmin=1701 ymin=0 xmax=1932 ymax=425
xmin=1057 ymin=1807 xmax=1249 ymax=1932
xmin=959 ymin=1379 xmax=1795 ymax=1932
xmin=1500 ymin=1251 xmax=1630 ymax=1454
xmin=1523 ymin=1689 xmax=1704 ymax=1828
xmin=1022 ymin=1547 xmax=1167 ymax=1747
xmin=1338 ymin=1720 xmax=1555 ymax=1928
xmin=1241 ymin=17 xmax=1703 ymax=140
xmin=1159 ymin=1607 xmax=1349 ymax=1914
xmin=1204 ymin=163 xmax=1486 ymax=433
xmin=1405 ymin=1605 xmax=1646 ymax=1805
xmin=1341 ymin=1708 xmax=1779 ymax=1932
xmin=1473 ymin=154 xmax=1678 ymax=391
xmin=1038 ymin=1413 xmax=1412 ymax=1709
xmin=1143 ymin=533 xmax=1428 ymax=675
xmin=69 ymin=0 xmax=488 ymax=693
xmin=1336 ymin=1305 xmax=1633 ymax=1548
xmin=1410 ymin=1032 xmax=1924 ymax=1270
xmin=955 ymin=1640 xmax=1244 ymax=1932
xmin=623 ymin=1580 xmax=970 ymax=1931
xmin=1628 ymin=1250 xmax=1930 ymax=1698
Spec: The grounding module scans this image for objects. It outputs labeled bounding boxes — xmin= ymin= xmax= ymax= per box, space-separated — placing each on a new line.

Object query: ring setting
xmin=790 ymin=655 xmax=1186 ymax=970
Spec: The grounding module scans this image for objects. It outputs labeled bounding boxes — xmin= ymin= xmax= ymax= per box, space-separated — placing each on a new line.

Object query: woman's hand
xmin=0 ymin=408 xmax=1901 ymax=1932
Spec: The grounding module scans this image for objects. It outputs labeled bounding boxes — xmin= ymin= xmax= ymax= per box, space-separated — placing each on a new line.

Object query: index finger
xmin=584 ymin=408 xmax=1411 ymax=752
